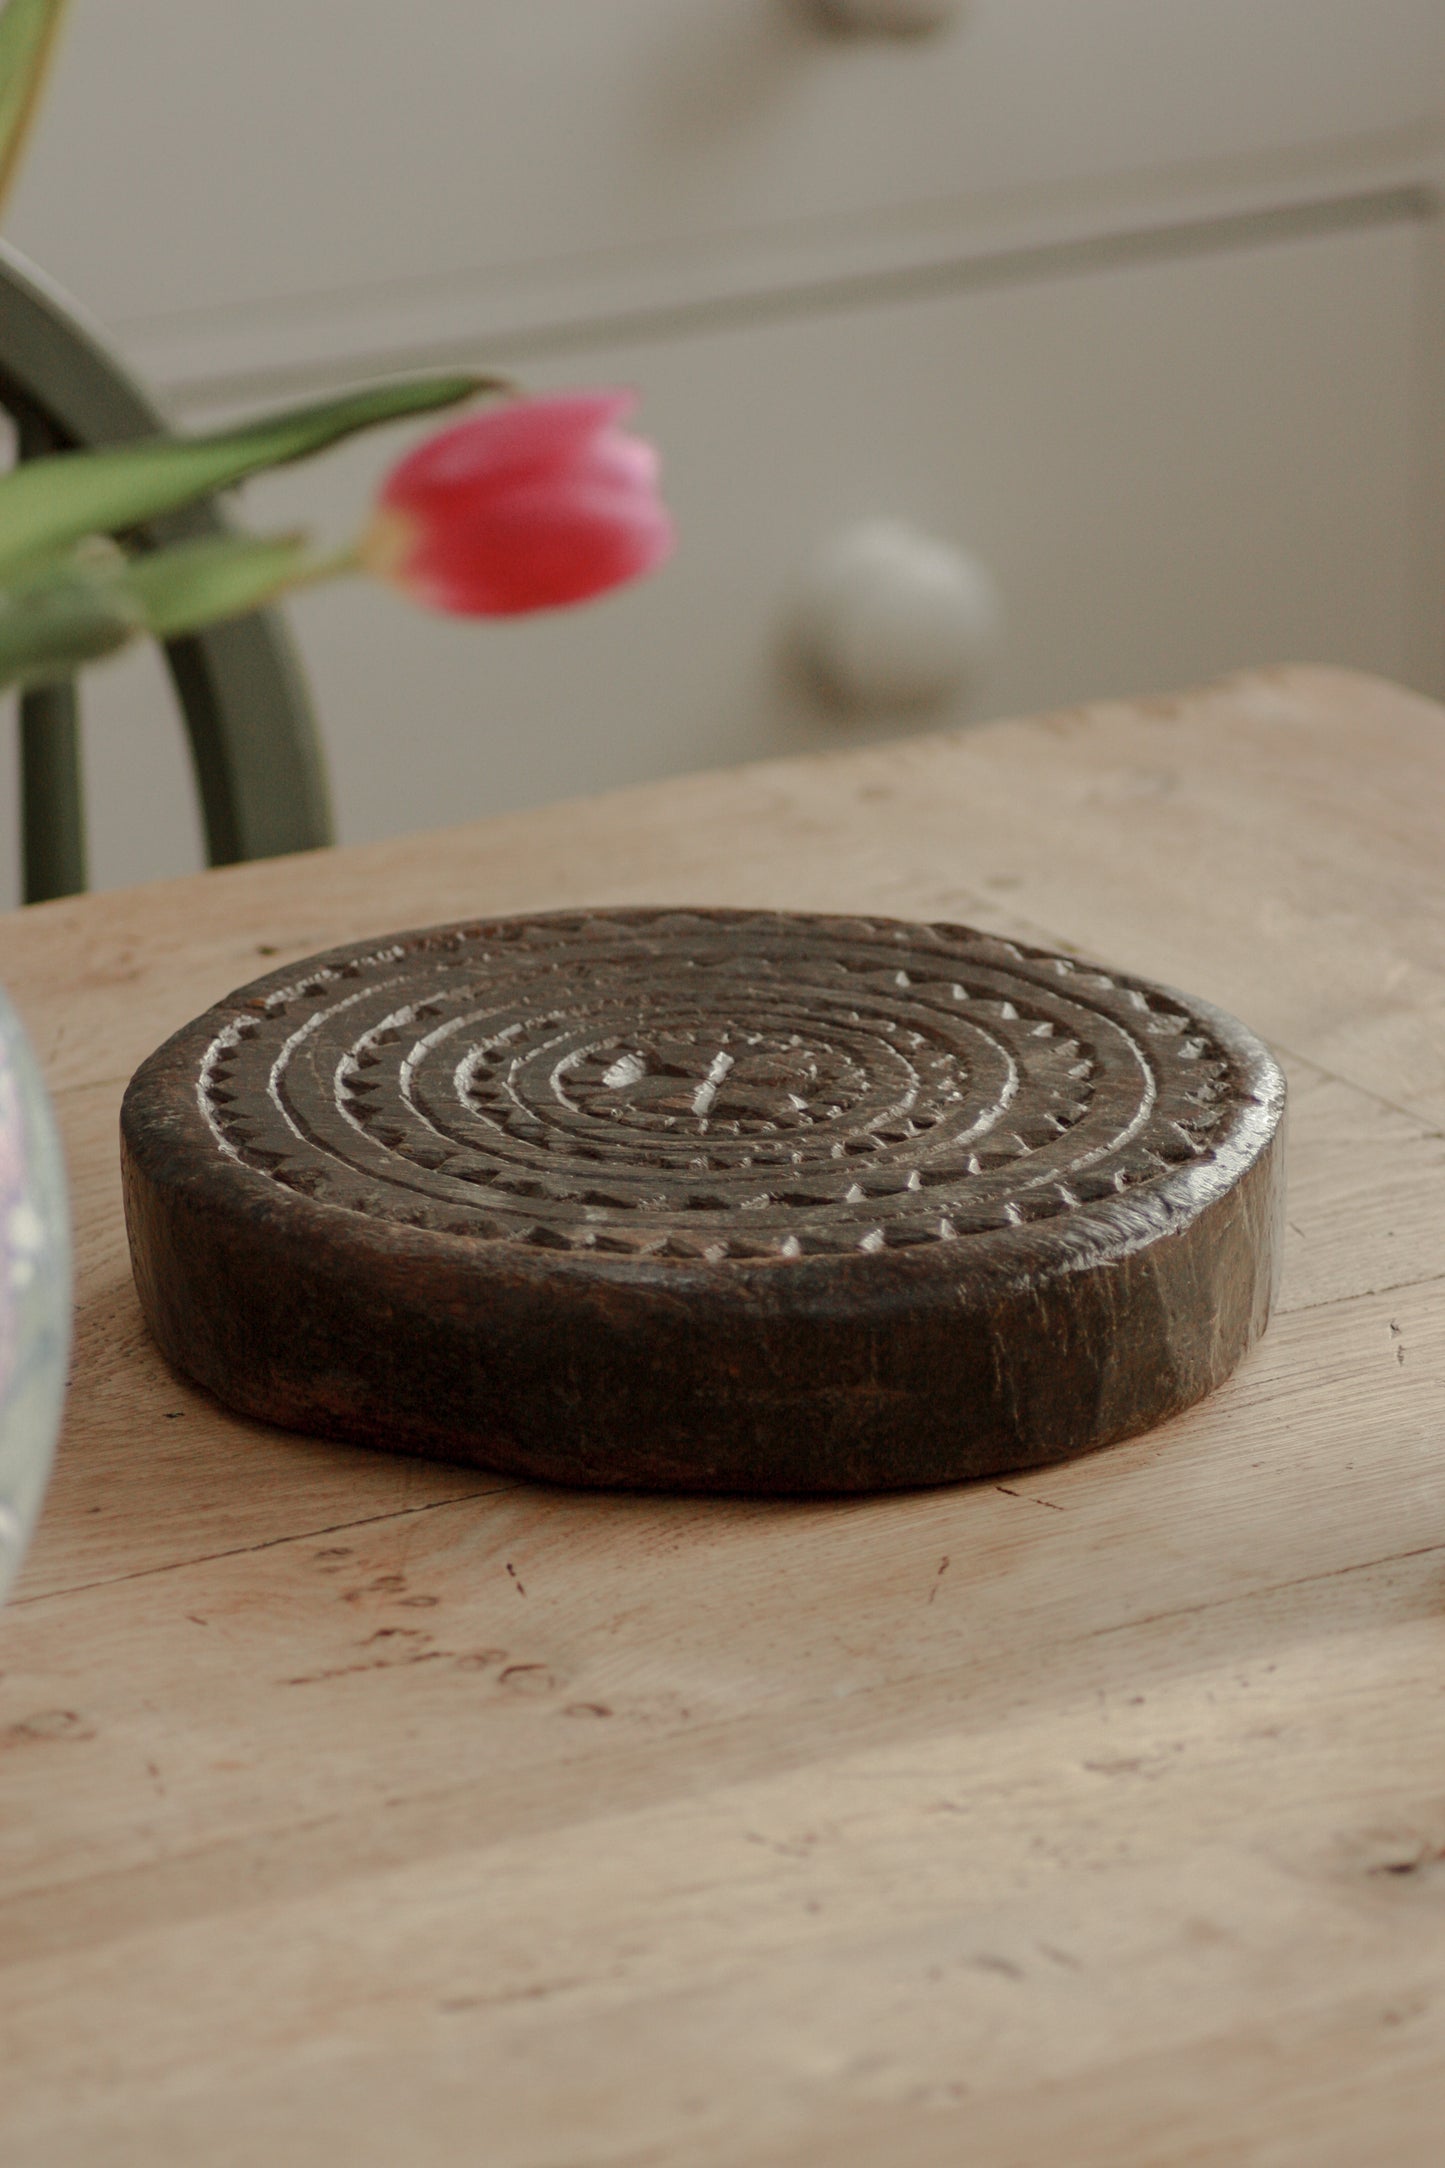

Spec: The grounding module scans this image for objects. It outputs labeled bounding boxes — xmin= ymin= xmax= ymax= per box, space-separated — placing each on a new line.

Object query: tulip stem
xmin=293 ymin=543 xmax=364 ymax=589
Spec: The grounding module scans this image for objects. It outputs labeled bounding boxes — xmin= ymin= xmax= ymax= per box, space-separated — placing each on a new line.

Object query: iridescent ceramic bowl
xmin=0 ymin=988 xmax=70 ymax=1605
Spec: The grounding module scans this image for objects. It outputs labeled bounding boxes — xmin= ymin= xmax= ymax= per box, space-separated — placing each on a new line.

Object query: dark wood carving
xmin=120 ymin=908 xmax=1286 ymax=1494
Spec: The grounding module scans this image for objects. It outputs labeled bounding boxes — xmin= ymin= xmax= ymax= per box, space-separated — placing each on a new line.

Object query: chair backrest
xmin=0 ymin=240 xmax=332 ymax=903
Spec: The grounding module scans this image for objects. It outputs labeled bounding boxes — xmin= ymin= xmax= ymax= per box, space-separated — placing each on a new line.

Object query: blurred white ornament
xmin=793 ymin=518 xmax=1001 ymax=713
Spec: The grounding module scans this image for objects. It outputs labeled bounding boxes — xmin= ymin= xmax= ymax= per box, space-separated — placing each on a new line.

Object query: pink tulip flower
xmin=361 ymin=389 xmax=673 ymax=616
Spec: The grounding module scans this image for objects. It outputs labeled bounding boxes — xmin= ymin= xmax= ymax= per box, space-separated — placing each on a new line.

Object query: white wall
xmin=3 ymin=2 xmax=1442 ymax=904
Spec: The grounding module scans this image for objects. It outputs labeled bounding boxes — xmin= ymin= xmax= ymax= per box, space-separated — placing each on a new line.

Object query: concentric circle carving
xmin=121 ymin=909 xmax=1285 ymax=1493
xmin=184 ymin=910 xmax=1240 ymax=1259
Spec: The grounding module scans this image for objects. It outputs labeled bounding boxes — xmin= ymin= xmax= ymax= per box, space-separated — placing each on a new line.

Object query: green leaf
xmin=0 ymin=372 xmax=501 ymax=578
xmin=0 ymin=0 xmax=71 ymax=220
xmin=0 ymin=528 xmax=346 ymax=692
xmin=122 ymin=530 xmax=317 ymax=637
xmin=0 ymin=559 xmax=139 ymax=692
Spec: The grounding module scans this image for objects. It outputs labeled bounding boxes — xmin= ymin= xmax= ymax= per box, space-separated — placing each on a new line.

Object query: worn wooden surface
xmin=1 ymin=665 xmax=1443 ymax=2164
xmin=120 ymin=907 xmax=1284 ymax=1492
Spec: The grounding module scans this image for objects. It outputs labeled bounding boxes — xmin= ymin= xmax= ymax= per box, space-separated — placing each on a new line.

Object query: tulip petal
xmin=381 ymin=392 xmax=638 ymax=500
xmin=368 ymin=388 xmax=673 ymax=618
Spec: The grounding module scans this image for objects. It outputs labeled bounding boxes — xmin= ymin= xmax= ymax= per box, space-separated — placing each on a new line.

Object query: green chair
xmin=0 ymin=240 xmax=332 ymax=903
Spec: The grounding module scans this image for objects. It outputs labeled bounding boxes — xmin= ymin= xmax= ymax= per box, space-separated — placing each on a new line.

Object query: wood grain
xmin=1 ymin=666 xmax=1442 ymax=2165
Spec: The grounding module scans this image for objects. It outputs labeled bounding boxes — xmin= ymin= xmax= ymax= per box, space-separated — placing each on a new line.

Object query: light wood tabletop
xmin=2 ymin=666 xmax=1443 ymax=2166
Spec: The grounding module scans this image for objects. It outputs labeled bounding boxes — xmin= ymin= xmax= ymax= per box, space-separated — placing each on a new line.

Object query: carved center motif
xmin=194 ymin=909 xmax=1237 ymax=1262
xmin=556 ymin=1029 xmax=878 ymax=1134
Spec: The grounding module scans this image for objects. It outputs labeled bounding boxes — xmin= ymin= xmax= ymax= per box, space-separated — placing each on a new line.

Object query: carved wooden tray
xmin=121 ymin=908 xmax=1285 ymax=1494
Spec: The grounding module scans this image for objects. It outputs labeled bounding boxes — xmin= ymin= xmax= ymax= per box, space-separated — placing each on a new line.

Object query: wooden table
xmin=2 ymin=667 xmax=1443 ymax=2166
